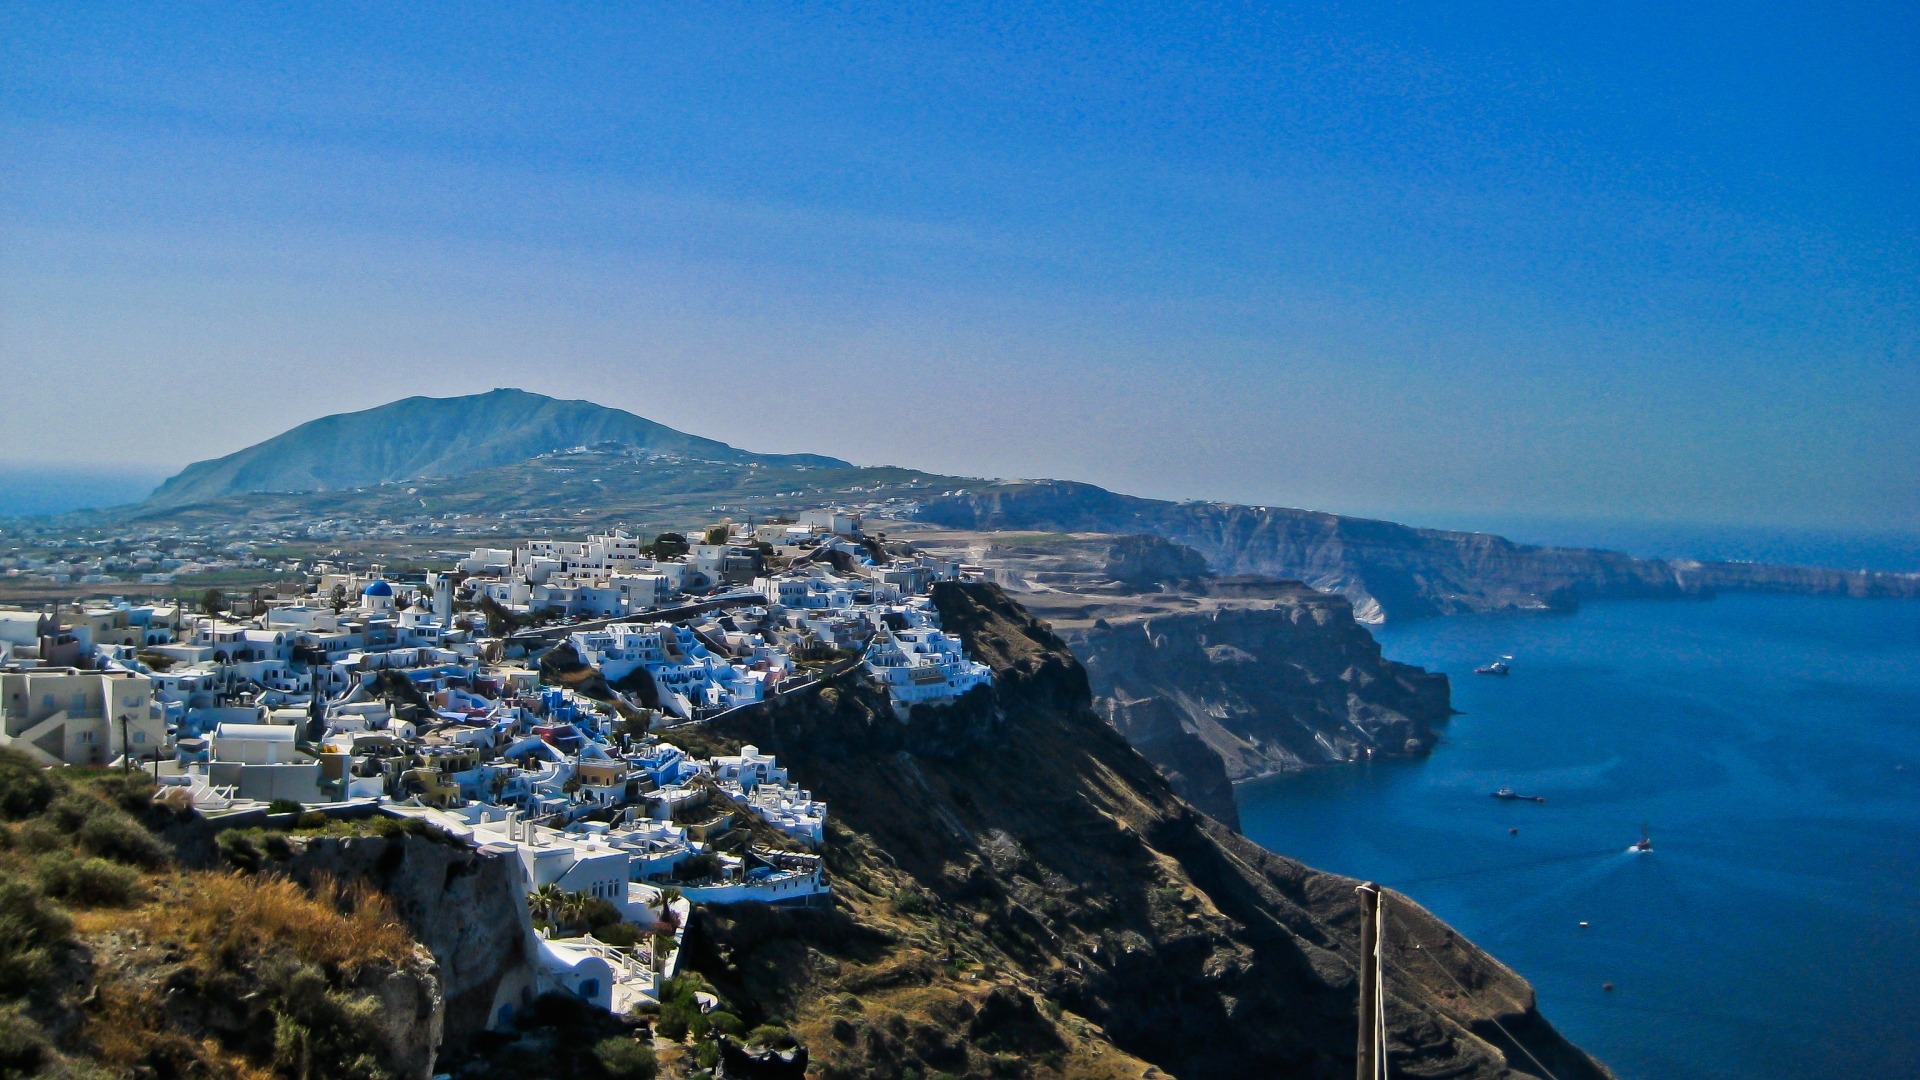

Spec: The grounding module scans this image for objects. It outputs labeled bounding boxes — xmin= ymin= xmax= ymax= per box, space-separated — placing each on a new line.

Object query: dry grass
xmin=136 ymin=870 xmax=417 ymax=975
xmin=87 ymin=979 xmax=276 ymax=1080
xmin=78 ymin=870 xmax=422 ymax=1080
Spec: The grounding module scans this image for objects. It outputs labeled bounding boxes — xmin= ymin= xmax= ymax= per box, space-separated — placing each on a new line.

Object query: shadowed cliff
xmin=684 ymin=582 xmax=1610 ymax=1080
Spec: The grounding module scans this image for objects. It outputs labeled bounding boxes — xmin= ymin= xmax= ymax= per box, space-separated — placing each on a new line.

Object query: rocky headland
xmin=677 ymin=581 xmax=1608 ymax=1080
xmin=911 ymin=480 xmax=1920 ymax=623
xmin=908 ymin=533 xmax=1455 ymax=825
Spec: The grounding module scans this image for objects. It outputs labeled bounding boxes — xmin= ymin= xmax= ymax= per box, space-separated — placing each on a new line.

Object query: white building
xmin=708 ymin=744 xmax=787 ymax=791
xmin=0 ymin=668 xmax=166 ymax=766
xmin=862 ymin=627 xmax=994 ymax=715
xmin=735 ymin=781 xmax=826 ymax=849
xmin=798 ymin=510 xmax=861 ymax=536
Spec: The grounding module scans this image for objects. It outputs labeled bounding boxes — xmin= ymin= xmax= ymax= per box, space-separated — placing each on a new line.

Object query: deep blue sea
xmin=0 ymin=464 xmax=169 ymax=517
xmin=1238 ymin=594 xmax=1920 ymax=1080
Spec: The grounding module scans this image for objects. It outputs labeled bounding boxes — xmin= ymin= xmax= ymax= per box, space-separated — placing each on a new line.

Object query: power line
xmin=1387 ymin=907 xmax=1567 ymax=1080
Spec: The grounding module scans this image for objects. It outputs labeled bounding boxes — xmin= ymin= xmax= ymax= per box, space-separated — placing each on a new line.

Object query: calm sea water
xmin=0 ymin=464 xmax=169 ymax=517
xmin=1238 ymin=594 xmax=1920 ymax=1080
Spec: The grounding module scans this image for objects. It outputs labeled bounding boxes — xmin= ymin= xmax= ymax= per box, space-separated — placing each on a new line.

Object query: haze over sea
xmin=1240 ymin=593 xmax=1920 ymax=1079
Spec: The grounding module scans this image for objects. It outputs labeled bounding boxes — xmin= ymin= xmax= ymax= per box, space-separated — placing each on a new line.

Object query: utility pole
xmin=1356 ymin=883 xmax=1387 ymax=1080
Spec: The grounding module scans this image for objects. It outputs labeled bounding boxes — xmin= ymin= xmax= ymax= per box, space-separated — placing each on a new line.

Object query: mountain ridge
xmin=117 ymin=392 xmax=1920 ymax=623
xmin=144 ymin=389 xmax=850 ymax=508
xmin=911 ymin=480 xmax=1920 ymax=621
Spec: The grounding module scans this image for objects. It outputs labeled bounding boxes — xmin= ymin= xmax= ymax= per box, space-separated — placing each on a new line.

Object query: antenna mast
xmin=1356 ymin=883 xmax=1387 ymax=1080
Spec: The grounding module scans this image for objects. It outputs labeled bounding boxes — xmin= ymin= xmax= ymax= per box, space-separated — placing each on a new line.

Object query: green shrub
xmin=594 ymin=922 xmax=640 ymax=948
xmin=0 ymin=751 xmax=59 ymax=821
xmin=34 ymin=853 xmax=141 ymax=907
xmin=44 ymin=793 xmax=97 ymax=833
xmin=39 ymin=790 xmax=169 ymax=868
xmin=693 ymin=1039 xmax=719 ymax=1070
xmin=296 ymin=811 xmax=331 ymax=830
xmin=654 ymin=1006 xmax=689 ymax=1042
xmin=592 ymin=1036 xmax=657 ymax=1080
xmin=674 ymin=853 xmax=718 ymax=881
xmin=267 ymin=799 xmax=305 ymax=816
xmin=578 ymin=895 xmax=626 ymax=934
xmin=76 ymin=808 xmax=169 ymax=868
xmin=261 ymin=960 xmax=392 ymax=1080
xmin=747 ymin=1024 xmax=794 ymax=1048
xmin=84 ymin=771 xmax=156 ymax=815
xmin=658 ymin=975 xmax=700 ymax=1006
xmin=0 ymin=1003 xmax=48 ymax=1076
xmin=15 ymin=819 xmax=66 ymax=855
xmin=371 ymin=815 xmax=441 ymax=842
xmin=706 ymin=1011 xmax=744 ymax=1038
xmin=218 ymin=830 xmax=264 ymax=873
xmin=0 ymin=879 xmax=72 ymax=997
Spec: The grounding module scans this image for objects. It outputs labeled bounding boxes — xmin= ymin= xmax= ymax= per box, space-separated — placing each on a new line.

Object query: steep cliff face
xmin=271 ymin=833 xmax=543 ymax=1051
xmin=683 ymin=582 xmax=1609 ymax=1080
xmin=908 ymin=533 xmax=1452 ymax=821
xmin=1061 ymin=590 xmax=1453 ymax=785
xmin=913 ymin=481 xmax=1920 ymax=621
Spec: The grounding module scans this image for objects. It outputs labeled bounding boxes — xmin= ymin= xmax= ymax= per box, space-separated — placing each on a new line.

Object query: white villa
xmin=862 ymin=626 xmax=994 ymax=715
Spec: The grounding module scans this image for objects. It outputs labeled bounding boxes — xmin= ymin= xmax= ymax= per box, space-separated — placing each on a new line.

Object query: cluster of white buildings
xmin=0 ymin=508 xmax=1004 ymax=1022
xmin=455 ymin=510 xmax=959 ymax=623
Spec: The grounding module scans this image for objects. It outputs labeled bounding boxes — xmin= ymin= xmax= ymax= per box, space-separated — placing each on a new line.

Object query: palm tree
xmin=556 ymin=890 xmax=592 ymax=936
xmin=530 ymin=883 xmax=567 ymax=926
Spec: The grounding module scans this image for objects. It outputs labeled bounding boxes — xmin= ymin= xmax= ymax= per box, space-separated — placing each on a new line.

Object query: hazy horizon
xmin=4 ymin=3 xmax=1915 ymax=533
xmin=3 ymin=447 xmax=1916 ymax=575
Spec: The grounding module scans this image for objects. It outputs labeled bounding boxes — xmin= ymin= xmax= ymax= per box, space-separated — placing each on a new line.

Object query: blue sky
xmin=3 ymin=2 xmax=1916 ymax=532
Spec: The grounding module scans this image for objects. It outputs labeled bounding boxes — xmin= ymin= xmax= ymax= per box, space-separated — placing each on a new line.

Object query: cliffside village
xmin=0 ymin=510 xmax=993 ymax=1019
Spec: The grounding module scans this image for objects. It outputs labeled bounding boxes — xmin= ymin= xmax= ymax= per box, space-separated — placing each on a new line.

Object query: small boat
xmin=1629 ymin=825 xmax=1653 ymax=853
xmin=1473 ymin=660 xmax=1511 ymax=676
xmin=1491 ymin=788 xmax=1546 ymax=803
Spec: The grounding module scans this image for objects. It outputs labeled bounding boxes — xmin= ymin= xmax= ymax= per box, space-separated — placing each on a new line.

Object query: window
xmin=578 ymin=979 xmax=599 ymax=1000
xmin=133 ymin=732 xmax=146 ymax=744
xmin=72 ymin=693 xmax=87 ymax=713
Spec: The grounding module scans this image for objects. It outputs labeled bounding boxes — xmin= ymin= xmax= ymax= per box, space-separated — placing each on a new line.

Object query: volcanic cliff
xmin=907 ymin=533 xmax=1454 ymax=825
xmin=912 ymin=480 xmax=1920 ymax=622
xmin=677 ymin=581 xmax=1607 ymax=1080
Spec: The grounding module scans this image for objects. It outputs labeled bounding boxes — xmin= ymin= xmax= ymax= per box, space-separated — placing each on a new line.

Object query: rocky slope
xmin=907 ymin=533 xmax=1453 ymax=823
xmin=911 ymin=480 xmax=1920 ymax=622
xmin=682 ymin=582 xmax=1608 ymax=1080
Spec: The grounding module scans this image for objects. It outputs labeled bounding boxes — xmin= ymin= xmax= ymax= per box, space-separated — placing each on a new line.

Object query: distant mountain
xmin=144 ymin=389 xmax=849 ymax=508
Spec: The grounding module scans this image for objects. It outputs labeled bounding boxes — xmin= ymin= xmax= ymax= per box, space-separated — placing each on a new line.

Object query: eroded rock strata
xmin=908 ymin=533 xmax=1454 ymax=822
